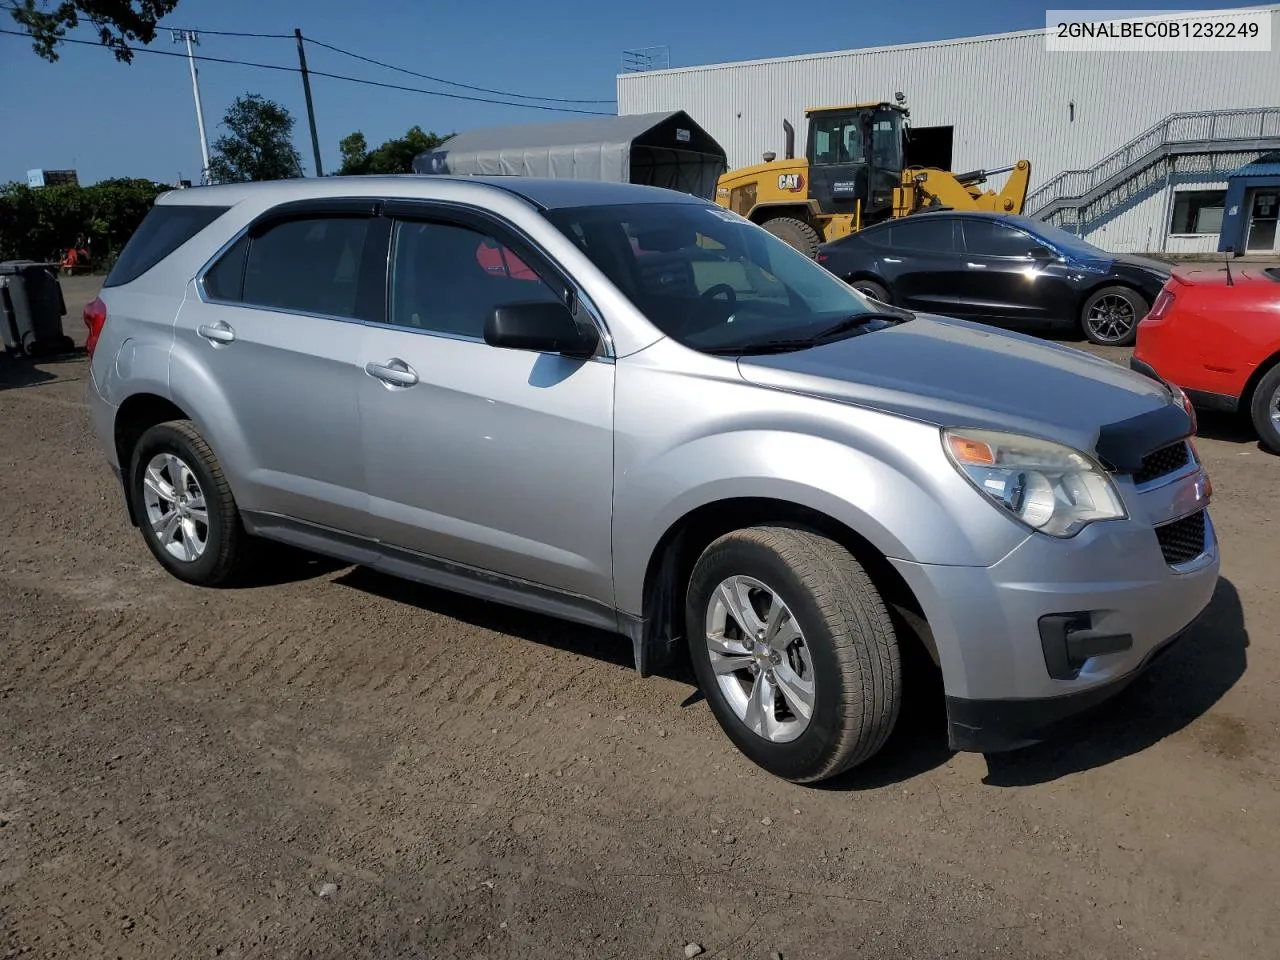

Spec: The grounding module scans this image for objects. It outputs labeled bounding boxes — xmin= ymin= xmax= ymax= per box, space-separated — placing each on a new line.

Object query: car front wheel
xmin=685 ymin=525 xmax=902 ymax=783
xmin=1081 ymin=285 xmax=1148 ymax=347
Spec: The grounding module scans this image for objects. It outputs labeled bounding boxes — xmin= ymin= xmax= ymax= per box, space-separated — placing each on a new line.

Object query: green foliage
xmin=8 ymin=0 xmax=180 ymax=63
xmin=336 ymin=125 xmax=453 ymax=176
xmin=0 ymin=177 xmax=169 ymax=265
xmin=208 ymin=93 xmax=305 ymax=184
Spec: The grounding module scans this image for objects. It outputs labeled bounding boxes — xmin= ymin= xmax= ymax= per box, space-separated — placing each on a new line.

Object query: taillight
xmin=83 ymin=296 xmax=107 ymax=357
xmin=1146 ymin=287 xmax=1175 ymax=321
xmin=816 ymin=252 xmax=829 ymax=263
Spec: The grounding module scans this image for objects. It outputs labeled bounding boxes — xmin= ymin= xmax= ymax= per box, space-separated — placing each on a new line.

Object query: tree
xmin=8 ymin=0 xmax=180 ymax=63
xmin=336 ymin=125 xmax=452 ymax=176
xmin=207 ymin=93 xmax=305 ymax=184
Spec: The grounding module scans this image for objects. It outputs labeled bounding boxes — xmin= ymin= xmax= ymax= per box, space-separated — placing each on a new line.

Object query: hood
xmin=1110 ymin=252 xmax=1173 ymax=276
xmin=736 ymin=314 xmax=1179 ymax=460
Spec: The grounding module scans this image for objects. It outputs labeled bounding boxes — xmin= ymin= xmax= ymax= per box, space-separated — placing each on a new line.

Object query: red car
xmin=1131 ymin=262 xmax=1280 ymax=453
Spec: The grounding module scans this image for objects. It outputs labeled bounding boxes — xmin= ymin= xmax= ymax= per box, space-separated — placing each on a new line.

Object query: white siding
xmin=617 ymin=8 xmax=1280 ymax=196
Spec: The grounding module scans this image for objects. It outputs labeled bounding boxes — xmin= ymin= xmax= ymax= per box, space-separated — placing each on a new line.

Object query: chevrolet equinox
xmin=86 ymin=176 xmax=1219 ymax=783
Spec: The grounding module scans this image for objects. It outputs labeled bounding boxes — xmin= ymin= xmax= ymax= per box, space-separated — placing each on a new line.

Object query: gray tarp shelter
xmin=411 ymin=111 xmax=728 ymax=201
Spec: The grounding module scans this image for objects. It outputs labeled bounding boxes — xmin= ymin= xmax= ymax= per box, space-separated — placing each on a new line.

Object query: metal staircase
xmin=1026 ymin=107 xmax=1280 ymax=232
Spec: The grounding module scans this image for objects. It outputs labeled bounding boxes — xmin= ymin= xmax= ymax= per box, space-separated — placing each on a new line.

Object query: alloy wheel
xmin=1086 ymin=294 xmax=1136 ymax=344
xmin=141 ymin=452 xmax=209 ymax=562
xmin=703 ymin=575 xmax=816 ymax=744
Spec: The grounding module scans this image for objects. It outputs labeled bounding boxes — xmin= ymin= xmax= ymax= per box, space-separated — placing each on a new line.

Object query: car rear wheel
xmin=685 ymin=525 xmax=902 ymax=783
xmin=1081 ymin=285 xmax=1148 ymax=347
xmin=850 ymin=279 xmax=890 ymax=303
xmin=1249 ymin=364 xmax=1280 ymax=455
xmin=128 ymin=419 xmax=251 ymax=586
xmin=761 ymin=216 xmax=821 ymax=259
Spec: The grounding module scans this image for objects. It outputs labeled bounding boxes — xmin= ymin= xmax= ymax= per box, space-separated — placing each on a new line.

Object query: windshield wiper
xmin=703 ymin=310 xmax=912 ymax=356
xmin=809 ymin=310 xmax=912 ymax=341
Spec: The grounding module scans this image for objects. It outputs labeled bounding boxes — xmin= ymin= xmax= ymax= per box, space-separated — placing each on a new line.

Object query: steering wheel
xmin=701 ymin=282 xmax=738 ymax=306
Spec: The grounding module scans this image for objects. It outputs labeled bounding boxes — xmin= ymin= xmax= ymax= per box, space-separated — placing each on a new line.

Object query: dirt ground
xmin=1 ymin=275 xmax=1277 ymax=960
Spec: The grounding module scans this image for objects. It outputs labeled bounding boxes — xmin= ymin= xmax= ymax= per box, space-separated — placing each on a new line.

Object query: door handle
xmin=365 ymin=358 xmax=419 ymax=387
xmin=965 ymin=262 xmax=987 ymax=269
xmin=197 ymin=321 xmax=236 ymax=344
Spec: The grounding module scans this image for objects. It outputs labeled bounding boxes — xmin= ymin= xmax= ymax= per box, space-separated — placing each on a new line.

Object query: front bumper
xmin=890 ymin=465 xmax=1219 ymax=754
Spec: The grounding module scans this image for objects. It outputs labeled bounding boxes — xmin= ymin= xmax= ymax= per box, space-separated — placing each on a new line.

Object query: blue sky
xmin=0 ymin=0 xmax=1265 ymax=185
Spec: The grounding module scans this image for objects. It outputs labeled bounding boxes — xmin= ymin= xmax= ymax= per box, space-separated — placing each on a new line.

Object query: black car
xmin=815 ymin=211 xmax=1171 ymax=346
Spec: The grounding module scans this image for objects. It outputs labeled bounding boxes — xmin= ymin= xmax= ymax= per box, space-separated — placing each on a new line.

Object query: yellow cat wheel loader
xmin=714 ymin=99 xmax=1031 ymax=258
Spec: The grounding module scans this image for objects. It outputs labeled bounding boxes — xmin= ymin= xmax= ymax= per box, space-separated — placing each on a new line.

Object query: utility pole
xmin=295 ymin=29 xmax=324 ymax=176
xmin=171 ymin=29 xmax=211 ymax=184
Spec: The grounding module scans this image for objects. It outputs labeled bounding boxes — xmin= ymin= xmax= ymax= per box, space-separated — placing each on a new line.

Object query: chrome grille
xmin=1155 ymin=510 xmax=1206 ymax=566
xmin=1133 ymin=441 xmax=1191 ymax=486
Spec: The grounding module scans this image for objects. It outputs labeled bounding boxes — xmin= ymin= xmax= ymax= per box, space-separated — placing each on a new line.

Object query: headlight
xmin=943 ymin=428 xmax=1127 ymax=538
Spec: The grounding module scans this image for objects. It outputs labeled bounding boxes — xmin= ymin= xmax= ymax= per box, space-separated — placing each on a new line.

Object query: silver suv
xmin=86 ymin=176 xmax=1218 ymax=783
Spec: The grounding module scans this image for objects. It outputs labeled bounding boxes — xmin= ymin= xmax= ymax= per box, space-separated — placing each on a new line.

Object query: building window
xmin=1170 ymin=190 xmax=1226 ymax=235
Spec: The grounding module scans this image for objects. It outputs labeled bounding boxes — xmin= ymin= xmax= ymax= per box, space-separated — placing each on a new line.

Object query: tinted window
xmin=238 ymin=216 xmax=375 ymax=320
xmin=889 ymin=218 xmax=955 ymax=253
xmin=962 ymin=219 xmax=1042 ymax=258
xmin=104 ymin=204 xmax=229 ymax=287
xmin=542 ymin=202 xmax=905 ymax=353
xmin=388 ymin=220 xmax=560 ymax=338
xmin=202 ymin=234 xmax=248 ymax=301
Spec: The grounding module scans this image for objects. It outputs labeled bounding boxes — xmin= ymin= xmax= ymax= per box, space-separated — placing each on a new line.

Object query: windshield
xmin=541 ymin=202 xmax=904 ymax=353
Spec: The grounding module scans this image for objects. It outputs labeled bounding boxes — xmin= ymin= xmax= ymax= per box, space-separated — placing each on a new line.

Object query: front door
xmin=173 ymin=205 xmax=387 ymax=536
xmin=357 ymin=208 xmax=616 ymax=606
xmin=956 ymin=218 xmax=1073 ymax=328
xmin=1245 ymin=189 xmax=1279 ymax=253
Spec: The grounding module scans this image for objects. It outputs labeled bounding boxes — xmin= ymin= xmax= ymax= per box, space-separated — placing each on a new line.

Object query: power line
xmin=160 ymin=25 xmax=295 ymax=39
xmin=0 ymin=28 xmax=613 ymax=115
xmin=304 ymin=36 xmax=617 ymax=104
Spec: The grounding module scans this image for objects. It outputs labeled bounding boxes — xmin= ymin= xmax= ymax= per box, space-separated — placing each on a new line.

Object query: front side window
xmin=961 ymin=219 xmax=1040 ymax=258
xmin=207 ymin=215 xmax=377 ymax=321
xmin=543 ymin=202 xmax=905 ymax=354
xmin=388 ymin=219 xmax=561 ymax=338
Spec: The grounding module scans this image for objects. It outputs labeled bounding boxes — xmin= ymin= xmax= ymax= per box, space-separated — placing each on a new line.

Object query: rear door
xmin=874 ymin=217 xmax=966 ymax=314
xmin=173 ymin=200 xmax=388 ymax=536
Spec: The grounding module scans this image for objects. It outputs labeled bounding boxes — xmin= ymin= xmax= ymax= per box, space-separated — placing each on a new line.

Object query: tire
xmin=685 ymin=525 xmax=902 ymax=783
xmin=127 ymin=419 xmax=250 ymax=586
xmin=850 ymin=279 xmax=890 ymax=303
xmin=1249 ymin=363 xmax=1280 ymax=455
xmin=761 ymin=216 xmax=821 ymax=259
xmin=1080 ymin=285 xmax=1148 ymax=347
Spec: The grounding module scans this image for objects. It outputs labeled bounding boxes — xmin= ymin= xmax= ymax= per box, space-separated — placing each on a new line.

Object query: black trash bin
xmin=0 ymin=260 xmax=74 ymax=357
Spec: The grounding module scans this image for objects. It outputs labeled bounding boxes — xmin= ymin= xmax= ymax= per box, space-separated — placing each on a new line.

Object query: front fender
xmin=611 ymin=386 xmax=1030 ymax=617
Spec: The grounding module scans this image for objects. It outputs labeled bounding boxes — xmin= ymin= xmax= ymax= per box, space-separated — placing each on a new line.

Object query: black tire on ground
xmin=685 ymin=524 xmax=903 ymax=783
xmin=761 ymin=216 xmax=822 ymax=259
xmin=1080 ymin=285 xmax=1148 ymax=347
xmin=127 ymin=419 xmax=251 ymax=587
xmin=1248 ymin=363 xmax=1280 ymax=455
xmin=850 ymin=279 xmax=890 ymax=303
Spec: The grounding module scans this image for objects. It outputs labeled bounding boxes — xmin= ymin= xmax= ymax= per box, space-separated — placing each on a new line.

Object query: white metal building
xmin=616 ymin=6 xmax=1280 ymax=254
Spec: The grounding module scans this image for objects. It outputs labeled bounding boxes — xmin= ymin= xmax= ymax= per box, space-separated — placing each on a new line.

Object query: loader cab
xmin=805 ymin=103 xmax=906 ymax=225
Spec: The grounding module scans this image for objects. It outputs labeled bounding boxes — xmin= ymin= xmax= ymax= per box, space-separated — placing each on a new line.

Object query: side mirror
xmin=1028 ymin=245 xmax=1055 ymax=261
xmin=484 ymin=301 xmax=600 ymax=358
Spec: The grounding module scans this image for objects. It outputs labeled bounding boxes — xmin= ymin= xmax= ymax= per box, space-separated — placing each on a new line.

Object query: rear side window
xmin=889 ymin=218 xmax=956 ymax=253
xmin=104 ymin=204 xmax=229 ymax=287
xmin=204 ymin=215 xmax=382 ymax=321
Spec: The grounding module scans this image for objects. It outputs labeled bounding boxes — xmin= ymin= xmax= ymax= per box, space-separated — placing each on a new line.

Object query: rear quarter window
xmin=103 ymin=203 xmax=230 ymax=288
